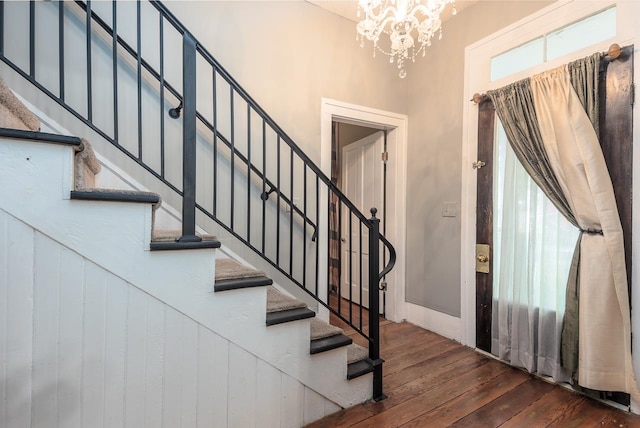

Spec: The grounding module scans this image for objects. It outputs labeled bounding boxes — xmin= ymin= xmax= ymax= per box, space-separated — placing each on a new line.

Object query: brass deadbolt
xmin=476 ymin=244 xmax=490 ymax=274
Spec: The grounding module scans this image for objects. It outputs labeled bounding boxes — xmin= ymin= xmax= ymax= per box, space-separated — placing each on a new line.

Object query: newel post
xmin=179 ymin=32 xmax=200 ymax=243
xmin=368 ymin=207 xmax=386 ymax=401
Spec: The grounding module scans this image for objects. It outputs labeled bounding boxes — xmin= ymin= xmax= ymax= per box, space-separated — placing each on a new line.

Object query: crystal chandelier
xmin=356 ymin=0 xmax=456 ymax=78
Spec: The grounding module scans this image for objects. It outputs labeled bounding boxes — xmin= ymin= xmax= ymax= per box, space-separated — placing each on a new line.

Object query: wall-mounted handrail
xmin=0 ymin=0 xmax=395 ymax=401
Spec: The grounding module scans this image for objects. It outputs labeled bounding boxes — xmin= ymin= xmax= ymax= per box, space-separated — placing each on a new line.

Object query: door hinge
xmin=381 ymin=152 xmax=389 ymax=163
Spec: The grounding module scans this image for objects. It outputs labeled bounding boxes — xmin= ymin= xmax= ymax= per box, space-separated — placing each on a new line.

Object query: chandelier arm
xmin=410 ymin=2 xmax=450 ymax=19
xmin=404 ymin=14 xmax=420 ymax=29
xmin=377 ymin=15 xmax=402 ymax=34
xmin=363 ymin=4 xmax=399 ymax=23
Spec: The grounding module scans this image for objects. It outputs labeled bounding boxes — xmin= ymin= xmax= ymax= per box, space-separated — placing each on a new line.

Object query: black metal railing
xmin=0 ymin=0 xmax=395 ymax=400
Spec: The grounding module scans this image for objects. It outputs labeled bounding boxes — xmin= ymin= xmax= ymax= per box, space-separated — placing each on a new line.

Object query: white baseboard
xmin=406 ymin=302 xmax=461 ymax=342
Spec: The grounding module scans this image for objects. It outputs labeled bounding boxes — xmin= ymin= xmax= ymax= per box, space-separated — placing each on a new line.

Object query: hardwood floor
xmin=307 ymin=321 xmax=640 ymax=428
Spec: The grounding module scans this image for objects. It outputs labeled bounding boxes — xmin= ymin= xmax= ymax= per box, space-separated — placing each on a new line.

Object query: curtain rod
xmin=471 ymin=43 xmax=629 ymax=105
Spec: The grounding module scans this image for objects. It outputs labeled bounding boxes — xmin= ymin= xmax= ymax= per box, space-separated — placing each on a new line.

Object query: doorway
xmin=320 ymin=98 xmax=408 ymax=323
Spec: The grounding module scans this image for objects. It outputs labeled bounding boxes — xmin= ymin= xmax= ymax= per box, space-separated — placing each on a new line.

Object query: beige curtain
xmin=531 ymin=65 xmax=639 ymax=398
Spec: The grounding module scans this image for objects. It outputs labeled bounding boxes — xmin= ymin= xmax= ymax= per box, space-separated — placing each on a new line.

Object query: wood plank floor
xmin=307 ymin=321 xmax=640 ymax=428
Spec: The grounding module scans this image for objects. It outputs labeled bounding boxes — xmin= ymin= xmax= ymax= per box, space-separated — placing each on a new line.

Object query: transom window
xmin=490 ymin=6 xmax=616 ymax=81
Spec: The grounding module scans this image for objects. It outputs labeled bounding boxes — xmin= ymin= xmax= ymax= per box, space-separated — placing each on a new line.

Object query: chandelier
xmin=356 ymin=0 xmax=456 ymax=78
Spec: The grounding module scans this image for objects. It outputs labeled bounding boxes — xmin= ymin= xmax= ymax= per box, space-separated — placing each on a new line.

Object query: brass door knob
xmin=477 ymin=254 xmax=489 ymax=263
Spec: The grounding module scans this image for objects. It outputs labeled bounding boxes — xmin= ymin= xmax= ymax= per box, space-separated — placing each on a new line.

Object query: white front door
xmin=340 ymin=131 xmax=384 ymax=310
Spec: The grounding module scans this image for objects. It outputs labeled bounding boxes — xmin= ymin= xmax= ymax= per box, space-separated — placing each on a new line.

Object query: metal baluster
xmin=337 ymin=197 xmax=342 ymax=315
xmin=303 ymin=163 xmax=307 ymax=289
xmin=29 ymin=0 xmax=34 ymax=78
xmin=348 ymin=209 xmax=352 ymax=324
xmin=289 ymin=149 xmax=294 ymax=275
xmin=0 ymin=1 xmax=4 ymax=56
xmin=230 ymin=86 xmax=235 ymax=230
xmin=261 ymin=119 xmax=266 ymax=254
xmin=111 ymin=0 xmax=117 ymax=142
xmin=327 ymin=188 xmax=332 ymax=301
xmin=315 ymin=176 xmax=319 ymax=297
xmin=359 ymin=220 xmax=363 ymax=331
xmin=86 ymin=0 xmax=92 ymax=121
xmin=136 ymin=0 xmax=142 ymax=159
xmin=159 ymin=11 xmax=165 ymax=177
xmin=58 ymin=1 xmax=64 ymax=101
xmin=276 ymin=135 xmax=281 ymax=265
xmin=247 ymin=104 xmax=251 ymax=243
xmin=212 ymin=66 xmax=217 ymax=216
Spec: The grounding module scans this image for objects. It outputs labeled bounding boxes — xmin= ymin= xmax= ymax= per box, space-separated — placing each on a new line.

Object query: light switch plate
xmin=442 ymin=202 xmax=457 ymax=217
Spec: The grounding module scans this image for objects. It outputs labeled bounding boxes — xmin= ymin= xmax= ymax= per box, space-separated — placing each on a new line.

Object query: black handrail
xmin=0 ymin=0 xmax=395 ymax=401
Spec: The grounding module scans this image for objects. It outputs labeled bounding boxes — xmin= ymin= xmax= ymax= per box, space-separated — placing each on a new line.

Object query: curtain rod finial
xmin=608 ymin=43 xmax=621 ymax=60
xmin=471 ymin=93 xmax=488 ymax=104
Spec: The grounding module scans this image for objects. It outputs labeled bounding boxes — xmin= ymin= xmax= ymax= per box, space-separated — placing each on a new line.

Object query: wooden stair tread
xmin=310 ymin=334 xmax=353 ymax=354
xmin=0 ymin=128 xmax=81 ymax=146
xmin=347 ymin=358 xmax=374 ymax=380
xmin=214 ymin=276 xmax=273 ymax=292
xmin=309 ymin=318 xmax=351 ymax=354
xmin=266 ymin=307 xmax=315 ymax=326
xmin=71 ymin=188 xmax=160 ymax=204
xmin=153 ymin=229 xmax=217 ymax=242
xmin=150 ymin=229 xmax=221 ymax=251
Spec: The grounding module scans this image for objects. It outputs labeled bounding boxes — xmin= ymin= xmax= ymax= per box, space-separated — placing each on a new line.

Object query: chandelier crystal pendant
xmin=356 ymin=0 xmax=456 ymax=78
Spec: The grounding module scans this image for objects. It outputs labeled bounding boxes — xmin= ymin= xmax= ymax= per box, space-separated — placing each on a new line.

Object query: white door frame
xmin=460 ymin=0 xmax=638 ymax=352
xmin=321 ymin=98 xmax=408 ymax=323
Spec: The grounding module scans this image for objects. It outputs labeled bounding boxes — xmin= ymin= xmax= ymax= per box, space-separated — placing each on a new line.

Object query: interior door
xmin=341 ymin=131 xmax=384 ymax=310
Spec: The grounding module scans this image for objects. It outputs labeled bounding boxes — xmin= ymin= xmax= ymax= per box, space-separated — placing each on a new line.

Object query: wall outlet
xmin=442 ymin=202 xmax=457 ymax=217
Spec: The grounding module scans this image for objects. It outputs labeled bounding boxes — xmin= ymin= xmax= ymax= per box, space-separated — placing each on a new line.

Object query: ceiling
xmin=306 ymin=1 xmax=477 ymax=24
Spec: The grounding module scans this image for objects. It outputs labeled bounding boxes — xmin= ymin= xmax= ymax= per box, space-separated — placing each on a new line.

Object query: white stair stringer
xmin=0 ymin=135 xmax=371 ymax=421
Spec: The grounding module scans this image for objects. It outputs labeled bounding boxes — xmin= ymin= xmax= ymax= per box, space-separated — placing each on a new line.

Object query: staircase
xmin=0 ymin=85 xmax=373 ymax=426
xmin=0 ymin=1 xmax=396 ymax=426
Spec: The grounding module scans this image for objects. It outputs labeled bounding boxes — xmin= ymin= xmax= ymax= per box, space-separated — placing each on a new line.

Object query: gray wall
xmin=168 ymin=1 xmax=408 ymax=162
xmin=404 ymin=1 xmax=553 ymax=316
